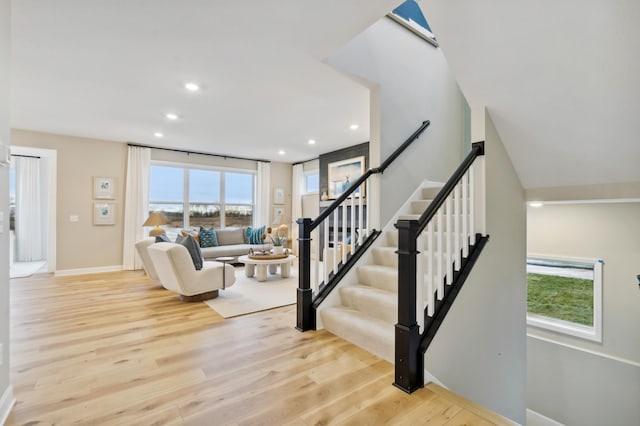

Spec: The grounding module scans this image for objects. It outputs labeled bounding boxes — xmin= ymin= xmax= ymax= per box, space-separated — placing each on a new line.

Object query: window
xmin=527 ymin=255 xmax=603 ymax=342
xmin=149 ymin=164 xmax=254 ymax=229
xmin=305 ymin=171 xmax=319 ymax=193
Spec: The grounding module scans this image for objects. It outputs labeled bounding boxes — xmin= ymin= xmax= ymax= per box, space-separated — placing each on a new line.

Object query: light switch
xmin=69 ymin=215 xmax=79 ymax=223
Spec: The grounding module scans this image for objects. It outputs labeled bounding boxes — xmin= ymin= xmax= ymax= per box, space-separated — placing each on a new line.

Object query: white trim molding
xmin=0 ymin=385 xmax=16 ymax=425
xmin=55 ymin=265 xmax=123 ymax=277
xmin=526 ymin=409 xmax=565 ymax=426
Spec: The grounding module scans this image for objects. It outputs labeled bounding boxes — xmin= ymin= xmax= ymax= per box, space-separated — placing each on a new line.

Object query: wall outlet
xmin=69 ymin=215 xmax=79 ymax=223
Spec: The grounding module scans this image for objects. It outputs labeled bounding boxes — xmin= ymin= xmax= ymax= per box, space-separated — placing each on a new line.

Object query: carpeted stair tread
xmin=356 ymin=264 xmax=398 ymax=292
xmin=320 ymin=306 xmax=395 ymax=362
xmin=339 ymin=285 xmax=397 ymax=324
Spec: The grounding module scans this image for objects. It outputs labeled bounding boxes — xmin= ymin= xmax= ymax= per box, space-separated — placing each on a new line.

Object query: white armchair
xmin=148 ymin=242 xmax=236 ymax=302
xmin=135 ymin=239 xmax=159 ymax=280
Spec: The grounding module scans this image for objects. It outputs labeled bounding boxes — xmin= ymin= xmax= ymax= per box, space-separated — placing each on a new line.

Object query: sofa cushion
xmin=216 ymin=227 xmax=246 ymax=246
xmin=180 ymin=229 xmax=200 ymax=245
xmin=175 ymin=234 xmax=203 ymax=270
xmin=199 ymin=227 xmax=218 ymax=248
xmin=245 ymin=225 xmax=266 ymax=244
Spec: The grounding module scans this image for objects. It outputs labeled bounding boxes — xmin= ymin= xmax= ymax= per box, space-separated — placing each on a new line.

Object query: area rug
xmin=204 ymin=266 xmax=298 ymax=318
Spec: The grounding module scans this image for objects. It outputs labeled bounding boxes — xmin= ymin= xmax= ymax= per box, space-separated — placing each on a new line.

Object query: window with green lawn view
xmin=527 ymin=255 xmax=603 ymax=342
xmin=149 ymin=164 xmax=254 ymax=229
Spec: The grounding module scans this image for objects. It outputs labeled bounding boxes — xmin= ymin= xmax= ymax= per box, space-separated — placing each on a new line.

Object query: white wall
xmin=327 ymin=17 xmax=465 ymax=226
xmin=423 ymin=112 xmax=527 ymax=423
xmin=527 ymin=202 xmax=640 ymax=425
xmin=0 ymin=0 xmax=13 ymax=419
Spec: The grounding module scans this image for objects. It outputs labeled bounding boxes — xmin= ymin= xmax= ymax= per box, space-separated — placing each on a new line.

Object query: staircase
xmin=319 ymin=184 xmax=443 ymax=362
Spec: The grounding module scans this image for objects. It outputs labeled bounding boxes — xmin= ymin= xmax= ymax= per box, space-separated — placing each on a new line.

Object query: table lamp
xmin=143 ymin=212 xmax=170 ymax=236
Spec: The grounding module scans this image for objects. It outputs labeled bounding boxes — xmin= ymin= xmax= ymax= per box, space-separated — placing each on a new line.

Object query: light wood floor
xmin=7 ymin=270 xmax=513 ymax=425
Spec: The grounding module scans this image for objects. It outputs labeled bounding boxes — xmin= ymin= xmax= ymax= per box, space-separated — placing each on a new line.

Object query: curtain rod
xmin=127 ymin=143 xmax=271 ymax=163
xmin=11 ymin=154 xmax=40 ymax=159
xmin=292 ymin=157 xmax=319 ymax=166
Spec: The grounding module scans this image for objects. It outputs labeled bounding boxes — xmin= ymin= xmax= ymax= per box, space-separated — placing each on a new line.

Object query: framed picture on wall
xmin=94 ymin=177 xmax=115 ymax=199
xmin=327 ymin=156 xmax=365 ymax=199
xmin=94 ymin=202 xmax=116 ymax=225
xmin=273 ymin=206 xmax=285 ymax=223
xmin=273 ymin=187 xmax=285 ymax=205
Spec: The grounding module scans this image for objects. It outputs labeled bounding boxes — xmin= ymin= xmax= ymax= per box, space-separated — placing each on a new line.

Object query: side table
xmin=215 ymin=257 xmax=234 ymax=290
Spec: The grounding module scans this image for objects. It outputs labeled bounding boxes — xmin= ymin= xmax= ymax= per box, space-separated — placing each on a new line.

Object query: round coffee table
xmin=237 ymin=255 xmax=296 ymax=282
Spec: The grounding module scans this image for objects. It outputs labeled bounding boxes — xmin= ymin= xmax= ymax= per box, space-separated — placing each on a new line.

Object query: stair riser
xmin=340 ymin=287 xmax=397 ymax=324
xmin=356 ymin=266 xmax=398 ymax=292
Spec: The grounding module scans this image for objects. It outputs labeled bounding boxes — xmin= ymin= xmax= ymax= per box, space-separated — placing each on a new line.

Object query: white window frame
xmin=149 ymin=161 xmax=255 ymax=230
xmin=526 ymin=254 xmax=603 ymax=342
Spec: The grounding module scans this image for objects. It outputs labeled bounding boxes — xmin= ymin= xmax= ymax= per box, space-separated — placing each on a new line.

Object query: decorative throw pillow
xmin=155 ymin=233 xmax=171 ymax=243
xmin=180 ymin=229 xmax=200 ymax=245
xmin=175 ymin=234 xmax=203 ymax=270
xmin=245 ymin=225 xmax=266 ymax=245
xmin=199 ymin=226 xmax=218 ymax=248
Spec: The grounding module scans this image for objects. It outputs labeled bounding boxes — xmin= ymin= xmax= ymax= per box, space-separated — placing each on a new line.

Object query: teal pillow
xmin=175 ymin=234 xmax=203 ymax=270
xmin=245 ymin=225 xmax=265 ymax=244
xmin=199 ymin=227 xmax=218 ymax=248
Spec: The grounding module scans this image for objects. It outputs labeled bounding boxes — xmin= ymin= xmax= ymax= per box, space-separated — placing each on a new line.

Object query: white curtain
xmin=291 ymin=164 xmax=304 ymax=254
xmin=255 ymin=161 xmax=270 ymax=226
xmin=122 ymin=146 xmax=151 ymax=270
xmin=15 ymin=156 xmax=44 ymax=261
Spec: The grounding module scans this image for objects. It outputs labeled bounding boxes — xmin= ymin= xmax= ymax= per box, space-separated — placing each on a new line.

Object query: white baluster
xmin=416 ymin=230 xmax=425 ymax=333
xmin=454 ymin=182 xmax=461 ymax=269
xmin=341 ymin=199 xmax=347 ymax=265
xmin=446 ymin=195 xmax=453 ymax=285
xmin=324 ymin=219 xmax=329 ymax=283
xmin=427 ymin=221 xmax=434 ymax=317
xmin=462 ymin=171 xmax=469 ymax=258
xmin=350 ymin=194 xmax=355 ymax=254
xmin=332 ymin=210 xmax=338 ymax=274
xmin=469 ymin=164 xmax=476 ymax=245
xmin=313 ymin=229 xmax=320 ymax=293
xmin=437 ymin=208 xmax=444 ymax=299
xmin=358 ymin=185 xmax=363 ymax=244
xmin=366 ymin=179 xmax=370 ymax=235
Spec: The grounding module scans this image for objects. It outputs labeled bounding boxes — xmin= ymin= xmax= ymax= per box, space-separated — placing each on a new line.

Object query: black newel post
xmin=296 ymin=218 xmax=315 ymax=331
xmin=394 ymin=219 xmax=423 ymax=393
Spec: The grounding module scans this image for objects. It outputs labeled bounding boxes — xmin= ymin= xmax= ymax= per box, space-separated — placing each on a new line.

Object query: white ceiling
xmin=11 ymin=1 xmax=401 ymax=163
xmin=13 ymin=1 xmax=639 ymax=189
xmin=421 ymin=0 xmax=640 ymax=188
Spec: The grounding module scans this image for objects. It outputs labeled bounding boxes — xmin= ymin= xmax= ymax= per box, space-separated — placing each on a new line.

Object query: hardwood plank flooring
xmin=7 ymin=270 xmax=513 ymax=425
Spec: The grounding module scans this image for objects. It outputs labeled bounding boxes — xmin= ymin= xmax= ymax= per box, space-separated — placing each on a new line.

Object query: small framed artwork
xmin=94 ymin=202 xmax=116 ymax=225
xmin=328 ymin=156 xmax=365 ymax=199
xmin=273 ymin=187 xmax=285 ymax=205
xmin=94 ymin=177 xmax=115 ymax=199
xmin=273 ymin=206 xmax=285 ymax=222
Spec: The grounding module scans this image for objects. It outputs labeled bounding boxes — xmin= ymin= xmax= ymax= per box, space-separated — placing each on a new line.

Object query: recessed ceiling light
xmin=184 ymin=82 xmax=200 ymax=92
xmin=278 ymin=150 xmax=286 ymax=155
xmin=154 ymin=132 xmax=164 ymax=138
xmin=529 ymin=201 xmax=544 ymax=207
xmin=165 ymin=113 xmax=179 ymax=120
xmin=308 ymin=139 xmax=316 ymax=145
xmin=350 ymin=124 xmax=359 ymax=130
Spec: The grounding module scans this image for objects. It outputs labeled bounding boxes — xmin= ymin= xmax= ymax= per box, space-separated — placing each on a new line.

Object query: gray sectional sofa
xmin=198 ymin=226 xmax=272 ymax=261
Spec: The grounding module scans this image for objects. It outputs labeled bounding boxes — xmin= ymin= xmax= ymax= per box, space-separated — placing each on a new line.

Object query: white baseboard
xmin=0 ymin=385 xmax=16 ymax=425
xmin=526 ymin=409 xmax=564 ymax=426
xmin=55 ymin=265 xmax=123 ymax=277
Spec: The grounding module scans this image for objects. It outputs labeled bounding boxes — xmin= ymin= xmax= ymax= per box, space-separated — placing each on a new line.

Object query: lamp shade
xmin=143 ymin=212 xmax=170 ymax=236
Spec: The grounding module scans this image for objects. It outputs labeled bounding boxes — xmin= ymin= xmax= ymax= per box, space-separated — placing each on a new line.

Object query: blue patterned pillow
xmin=175 ymin=234 xmax=203 ymax=270
xmin=199 ymin=227 xmax=218 ymax=248
xmin=245 ymin=225 xmax=266 ymax=244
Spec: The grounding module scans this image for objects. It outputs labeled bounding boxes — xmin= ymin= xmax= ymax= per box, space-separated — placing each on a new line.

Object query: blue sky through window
xmin=189 ymin=169 xmax=220 ymax=203
xmin=392 ymin=0 xmax=432 ymax=33
xmin=150 ymin=165 xmax=183 ymax=201
xmin=225 ymin=173 xmax=253 ymax=204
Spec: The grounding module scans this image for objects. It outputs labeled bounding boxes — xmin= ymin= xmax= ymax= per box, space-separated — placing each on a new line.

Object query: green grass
xmin=527 ymin=273 xmax=593 ymax=326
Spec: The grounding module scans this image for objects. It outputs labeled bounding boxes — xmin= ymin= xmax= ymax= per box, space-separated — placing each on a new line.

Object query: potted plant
xmin=268 ymin=227 xmax=286 ymax=255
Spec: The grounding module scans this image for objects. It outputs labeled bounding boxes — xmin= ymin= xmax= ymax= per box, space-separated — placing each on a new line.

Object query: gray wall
xmin=0 ymin=0 xmax=11 ymax=413
xmin=527 ymin=202 xmax=640 ymax=425
xmin=424 ymin=112 xmax=527 ymax=423
xmin=327 ymin=17 xmax=465 ymax=226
